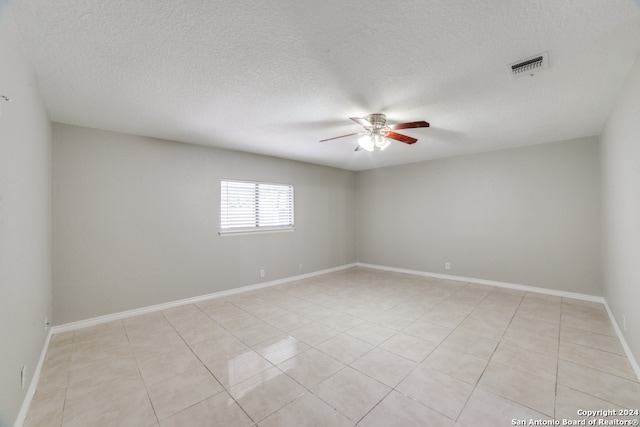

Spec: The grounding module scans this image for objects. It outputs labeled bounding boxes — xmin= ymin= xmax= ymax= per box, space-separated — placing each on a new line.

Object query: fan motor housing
xmin=366 ymin=113 xmax=387 ymax=128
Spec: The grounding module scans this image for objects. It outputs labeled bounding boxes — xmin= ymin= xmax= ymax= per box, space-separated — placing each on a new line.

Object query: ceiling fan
xmin=320 ymin=113 xmax=430 ymax=151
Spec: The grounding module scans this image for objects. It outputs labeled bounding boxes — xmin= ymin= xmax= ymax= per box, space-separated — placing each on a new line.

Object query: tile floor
xmin=24 ymin=268 xmax=640 ymax=426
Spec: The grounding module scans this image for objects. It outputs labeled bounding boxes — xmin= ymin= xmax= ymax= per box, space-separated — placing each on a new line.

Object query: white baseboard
xmin=13 ymin=328 xmax=53 ymax=427
xmin=358 ymin=262 xmax=639 ymax=382
xmin=603 ymin=301 xmax=640 ymax=382
xmin=51 ymin=263 xmax=357 ymax=334
xmin=356 ymin=262 xmax=605 ymax=303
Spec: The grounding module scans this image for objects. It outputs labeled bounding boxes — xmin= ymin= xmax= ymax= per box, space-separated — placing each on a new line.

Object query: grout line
xmin=124 ymin=317 xmax=161 ymax=425
xmin=161 ymin=308 xmax=258 ymax=425
xmin=553 ymin=298 xmax=565 ymax=420
xmin=468 ymin=291 xmax=523 ymax=420
xmin=353 ymin=387 xmax=395 ymax=426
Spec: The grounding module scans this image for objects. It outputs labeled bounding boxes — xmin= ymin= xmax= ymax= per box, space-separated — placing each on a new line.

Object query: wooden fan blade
xmin=386 ymin=131 xmax=418 ymax=144
xmin=319 ymin=132 xmax=364 ymax=142
xmin=388 ymin=121 xmax=430 ymax=130
xmin=349 ymin=117 xmax=372 ymax=127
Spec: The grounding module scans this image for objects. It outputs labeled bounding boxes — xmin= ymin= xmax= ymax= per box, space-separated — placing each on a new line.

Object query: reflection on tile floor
xmin=24 ymin=268 xmax=640 ymax=427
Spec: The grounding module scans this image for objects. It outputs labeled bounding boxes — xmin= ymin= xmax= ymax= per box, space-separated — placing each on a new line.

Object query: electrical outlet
xmin=260 ymin=269 xmax=265 ymax=278
xmin=298 ymin=263 xmax=303 ymax=270
xmin=445 ymin=262 xmax=451 ymax=270
xmin=20 ymin=366 xmax=26 ymax=389
xmin=623 ymin=316 xmax=627 ymax=332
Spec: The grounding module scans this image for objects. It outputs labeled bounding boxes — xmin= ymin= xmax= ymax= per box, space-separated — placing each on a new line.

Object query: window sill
xmin=218 ymin=227 xmax=295 ymax=236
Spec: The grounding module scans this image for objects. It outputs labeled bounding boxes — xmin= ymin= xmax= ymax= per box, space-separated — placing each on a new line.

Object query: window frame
xmin=219 ymin=179 xmax=295 ymax=236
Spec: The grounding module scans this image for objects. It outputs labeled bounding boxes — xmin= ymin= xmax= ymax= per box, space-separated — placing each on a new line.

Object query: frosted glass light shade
xmin=377 ymin=135 xmax=391 ymax=150
xmin=358 ymin=135 xmax=374 ymax=151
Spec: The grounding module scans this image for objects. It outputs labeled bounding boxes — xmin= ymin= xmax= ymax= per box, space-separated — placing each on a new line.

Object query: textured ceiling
xmin=7 ymin=0 xmax=640 ymax=170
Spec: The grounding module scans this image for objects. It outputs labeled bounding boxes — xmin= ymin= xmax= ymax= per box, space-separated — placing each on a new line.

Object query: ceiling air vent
xmin=509 ymin=52 xmax=548 ymax=78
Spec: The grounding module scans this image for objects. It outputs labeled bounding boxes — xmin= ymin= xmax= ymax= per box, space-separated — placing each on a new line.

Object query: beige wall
xmin=53 ymin=126 xmax=605 ymax=329
xmin=356 ymin=137 xmax=602 ymax=295
xmin=52 ymin=123 xmax=356 ymax=324
xmin=0 ymin=7 xmax=52 ymax=426
xmin=600 ymin=55 xmax=640 ymax=363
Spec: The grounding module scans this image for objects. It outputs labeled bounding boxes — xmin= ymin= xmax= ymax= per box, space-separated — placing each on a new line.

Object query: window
xmin=220 ymin=179 xmax=294 ymax=234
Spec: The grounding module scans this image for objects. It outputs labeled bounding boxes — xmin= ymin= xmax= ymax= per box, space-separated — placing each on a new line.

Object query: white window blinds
xmin=220 ymin=180 xmax=294 ymax=234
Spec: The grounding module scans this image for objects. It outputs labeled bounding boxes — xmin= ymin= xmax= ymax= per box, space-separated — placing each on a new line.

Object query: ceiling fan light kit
xmin=320 ymin=113 xmax=429 ymax=152
xmin=357 ymin=132 xmax=390 ymax=152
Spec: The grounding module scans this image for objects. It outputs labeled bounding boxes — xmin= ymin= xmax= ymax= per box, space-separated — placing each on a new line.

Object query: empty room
xmin=1 ymin=0 xmax=640 ymax=426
